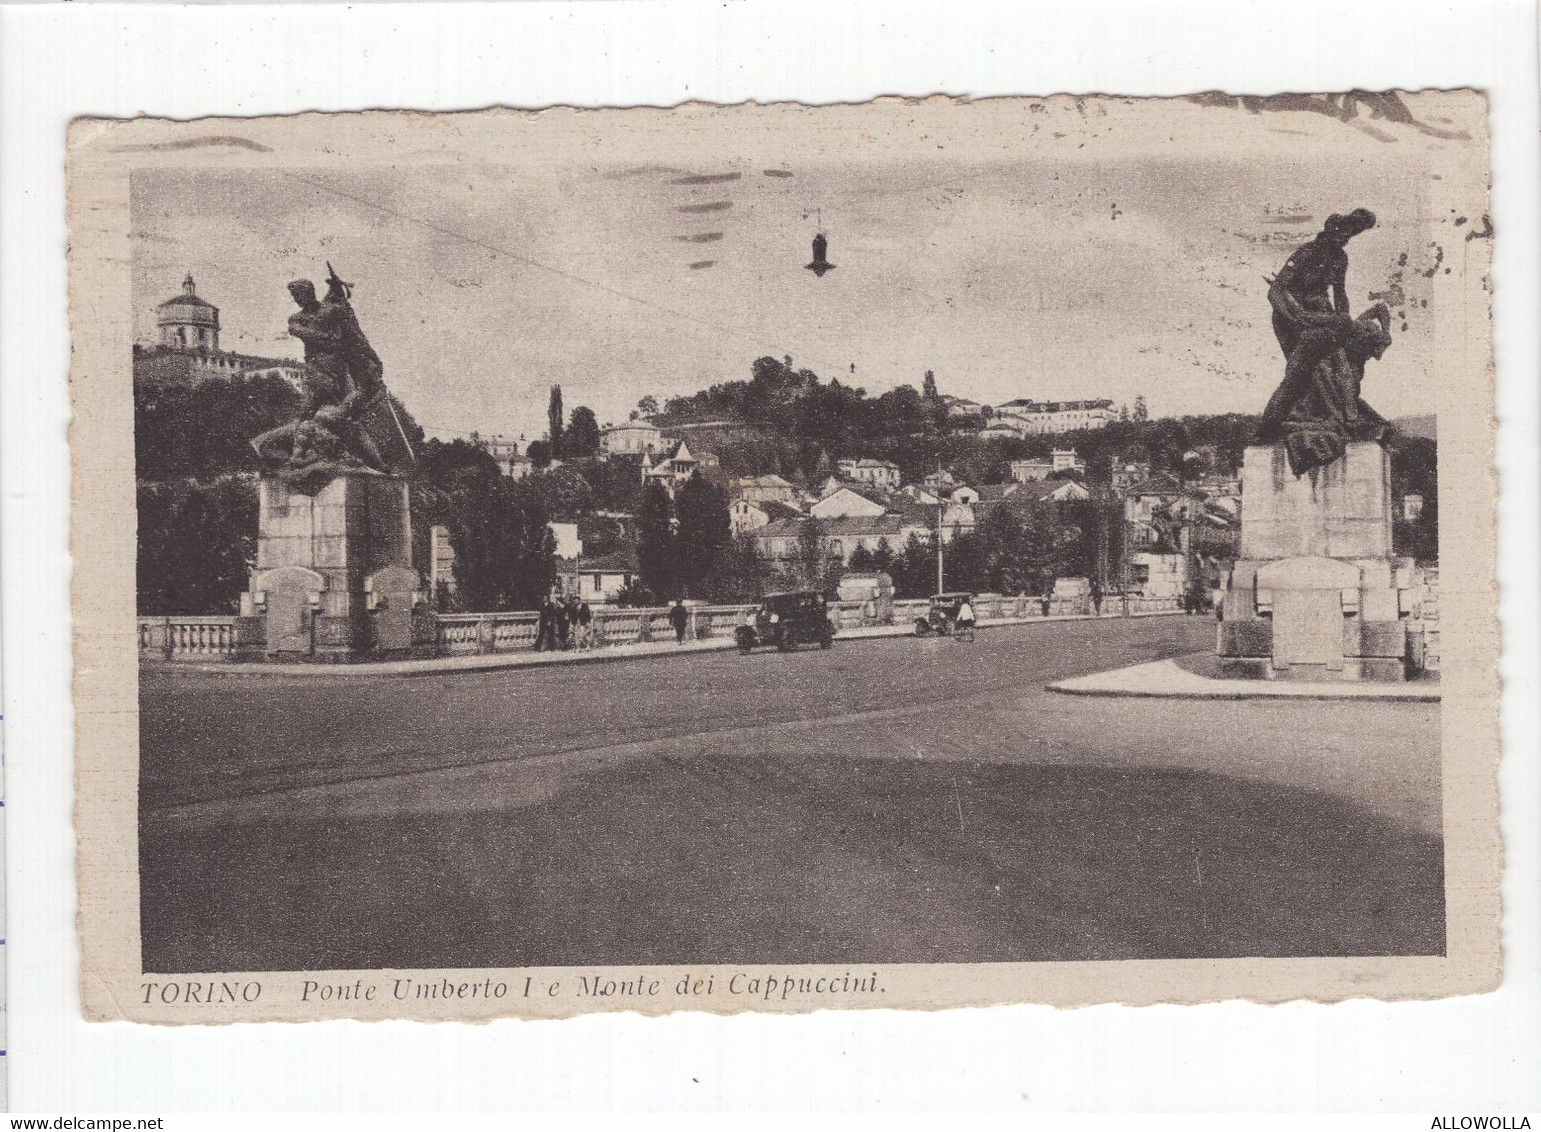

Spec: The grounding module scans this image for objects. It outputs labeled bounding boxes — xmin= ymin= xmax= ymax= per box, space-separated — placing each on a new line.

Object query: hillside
xmin=654 ymin=354 xmax=1262 ymax=485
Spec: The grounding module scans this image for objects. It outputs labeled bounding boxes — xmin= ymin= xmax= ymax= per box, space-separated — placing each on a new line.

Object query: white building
xmin=836 ymin=457 xmax=901 ymax=489
xmin=729 ymin=498 xmax=804 ymax=536
xmin=576 ymin=551 xmax=639 ymax=604
xmin=979 ymin=420 xmax=1026 ymax=441
xmin=602 ymin=418 xmax=664 ymax=457
xmin=548 ymin=521 xmax=582 ymax=560
xmin=133 ymin=274 xmax=305 ymax=387
xmin=732 ymin=474 xmax=799 ymax=505
xmin=943 ymin=396 xmax=988 ymax=422
xmin=1051 ymin=448 xmax=1085 ymax=474
xmin=809 ymin=485 xmax=888 ymax=521
xmin=463 ymin=432 xmax=534 ymax=478
xmin=1009 ymin=458 xmax=1053 ymax=483
xmin=992 ymin=398 xmax=1117 ymax=434
xmin=641 ymin=439 xmax=703 ymax=495
xmin=429 ymin=525 xmax=457 ymax=598
xmin=1129 ymin=552 xmax=1186 ymax=598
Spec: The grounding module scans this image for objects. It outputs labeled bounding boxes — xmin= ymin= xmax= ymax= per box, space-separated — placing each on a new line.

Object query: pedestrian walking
xmin=1090 ymin=581 xmax=1104 ymax=617
xmin=555 ymin=597 xmax=572 ymax=650
xmin=575 ymin=599 xmax=593 ymax=649
xmin=955 ymin=595 xmax=976 ymax=640
xmin=1039 ymin=591 xmax=1052 ymax=617
xmin=668 ymin=599 xmax=690 ymax=644
xmin=534 ymin=596 xmax=557 ymax=651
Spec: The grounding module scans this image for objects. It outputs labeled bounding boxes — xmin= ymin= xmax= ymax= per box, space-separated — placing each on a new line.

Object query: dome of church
xmin=156 ymin=274 xmax=220 ymax=350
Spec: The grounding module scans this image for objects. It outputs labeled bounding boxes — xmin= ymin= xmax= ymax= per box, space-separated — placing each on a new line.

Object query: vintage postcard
xmin=70 ymin=92 xmax=1500 ymax=1023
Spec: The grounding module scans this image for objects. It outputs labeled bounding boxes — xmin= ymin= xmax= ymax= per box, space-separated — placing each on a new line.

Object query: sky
xmin=130 ymin=94 xmax=1486 ymax=441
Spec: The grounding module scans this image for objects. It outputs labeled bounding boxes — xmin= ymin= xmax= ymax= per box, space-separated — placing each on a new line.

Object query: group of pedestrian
xmin=534 ymin=593 xmax=594 ymax=651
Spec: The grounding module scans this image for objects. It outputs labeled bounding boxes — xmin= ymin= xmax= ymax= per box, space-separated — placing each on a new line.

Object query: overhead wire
xmin=281 ymin=171 xmax=861 ymax=381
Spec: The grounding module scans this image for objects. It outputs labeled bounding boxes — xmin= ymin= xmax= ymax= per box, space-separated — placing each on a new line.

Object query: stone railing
xmin=138 ymin=615 xmax=246 ymax=660
xmin=138 ymin=592 xmax=1183 ymax=662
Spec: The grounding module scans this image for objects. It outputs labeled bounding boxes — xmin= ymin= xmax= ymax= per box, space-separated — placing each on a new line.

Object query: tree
xmin=513 ymin=463 xmax=594 ymax=521
xmin=942 ymin=530 xmax=987 ymax=594
xmin=567 ymin=405 xmax=601 ymax=458
xmin=526 ymin=439 xmax=554 ymax=469
xmin=795 ymin=517 xmax=828 ymax=589
xmin=922 ymin=369 xmax=939 ymax=400
xmin=436 ymin=471 xmax=554 ymax=611
xmin=975 ymin=498 xmax=1080 ymax=595
xmin=578 ymin=454 xmax=642 ymax=513
xmin=637 ymin=395 xmax=659 ymax=417
xmin=136 ymin=475 xmax=258 ymax=614
xmin=695 ymin=533 xmax=771 ymax=605
xmin=870 ymin=537 xmax=896 ymax=576
xmin=810 ymin=448 xmax=833 ymax=485
xmin=614 ymin=579 xmax=658 ymax=607
xmin=1132 ymin=394 xmax=1149 ymax=422
xmin=674 ymin=471 xmax=732 ymax=599
xmin=410 ymin=439 xmax=556 ymax=611
xmin=504 ymin=508 xmax=559 ymax=609
xmin=892 ymin=531 xmax=938 ymax=598
xmin=848 ymin=544 xmax=876 ymax=571
xmin=135 ymin=371 xmax=303 ymax=480
xmin=637 ymin=480 xmax=676 ymax=599
xmin=547 ymin=385 xmax=565 ymax=458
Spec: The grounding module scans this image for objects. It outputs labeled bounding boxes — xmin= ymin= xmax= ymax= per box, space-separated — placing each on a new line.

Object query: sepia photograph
xmin=68 ymin=91 xmax=1498 ymax=1022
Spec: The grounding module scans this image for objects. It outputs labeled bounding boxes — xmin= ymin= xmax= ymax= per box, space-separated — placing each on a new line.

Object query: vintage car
xmin=736 ymin=590 xmax=837 ymax=653
xmin=913 ymin=591 xmax=977 ymax=638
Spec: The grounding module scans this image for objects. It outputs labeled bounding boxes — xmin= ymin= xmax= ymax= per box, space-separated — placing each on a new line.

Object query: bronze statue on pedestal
xmin=252 ymin=265 xmax=414 ymax=493
xmin=1255 ymin=209 xmax=1396 ymax=476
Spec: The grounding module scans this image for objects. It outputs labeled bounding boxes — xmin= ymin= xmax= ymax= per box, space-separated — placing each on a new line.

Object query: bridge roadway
xmin=138 ymin=615 xmax=1444 ymax=972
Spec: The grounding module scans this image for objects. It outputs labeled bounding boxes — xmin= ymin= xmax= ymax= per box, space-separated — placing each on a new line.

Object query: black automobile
xmin=913 ymin=591 xmax=977 ymax=638
xmin=736 ymin=590 xmax=836 ymax=653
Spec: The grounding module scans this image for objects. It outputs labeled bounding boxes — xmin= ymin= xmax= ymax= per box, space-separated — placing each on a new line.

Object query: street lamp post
xmin=935 ymin=500 xmax=945 ymax=594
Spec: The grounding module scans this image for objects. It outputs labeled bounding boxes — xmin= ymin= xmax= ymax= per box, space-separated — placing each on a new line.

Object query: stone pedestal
xmin=1218 ymin=442 xmax=1418 ymax=682
xmin=240 ymin=472 xmax=429 ymax=660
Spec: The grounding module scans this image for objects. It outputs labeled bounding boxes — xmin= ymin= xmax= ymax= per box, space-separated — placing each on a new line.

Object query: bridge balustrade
xmin=138 ymin=593 xmax=1186 ymax=662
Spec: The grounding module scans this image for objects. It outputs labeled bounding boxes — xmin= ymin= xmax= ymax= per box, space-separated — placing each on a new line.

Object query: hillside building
xmin=641 ymin=439 xmax=712 ymax=495
xmin=836 ymin=457 xmax=901 ymax=489
xmin=601 ymin=418 xmax=664 ymax=457
xmin=992 ymin=398 xmax=1117 ymax=435
xmin=1009 ymin=458 xmax=1053 ymax=482
xmin=133 ymin=274 xmax=304 ymax=387
xmin=729 ymin=498 xmax=803 ymax=536
xmin=732 ymin=474 xmax=799 ymax=505
xmin=1051 ymin=448 xmax=1086 ymax=474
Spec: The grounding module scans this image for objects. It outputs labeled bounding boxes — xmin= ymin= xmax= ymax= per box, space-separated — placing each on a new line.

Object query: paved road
xmin=139 ymin=616 xmax=1444 ymax=971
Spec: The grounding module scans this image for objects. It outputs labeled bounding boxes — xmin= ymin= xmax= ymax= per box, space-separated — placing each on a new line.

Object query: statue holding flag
xmin=252 ymin=264 xmax=415 ymax=492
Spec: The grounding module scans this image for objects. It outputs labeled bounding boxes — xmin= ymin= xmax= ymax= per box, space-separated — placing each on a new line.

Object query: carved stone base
xmin=1218 ymin=443 xmax=1420 ymax=682
xmin=241 ymin=472 xmax=431 ymax=660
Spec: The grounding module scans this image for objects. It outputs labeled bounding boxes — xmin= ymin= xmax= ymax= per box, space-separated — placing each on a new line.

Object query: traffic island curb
xmin=1046 ymin=655 xmax=1442 ymax=702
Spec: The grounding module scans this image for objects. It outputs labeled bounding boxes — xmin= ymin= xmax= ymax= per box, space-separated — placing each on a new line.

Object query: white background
xmin=2 ymin=0 xmax=1538 ymax=1114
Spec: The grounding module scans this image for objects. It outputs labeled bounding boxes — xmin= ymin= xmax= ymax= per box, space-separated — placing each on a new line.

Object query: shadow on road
xmin=142 ymin=753 xmax=1444 ymax=972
